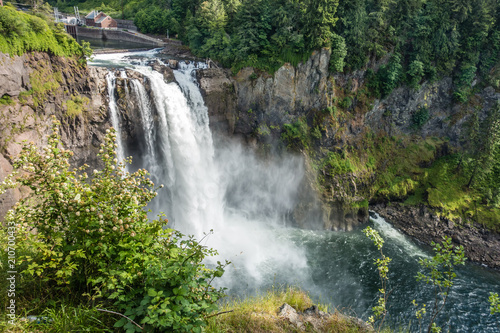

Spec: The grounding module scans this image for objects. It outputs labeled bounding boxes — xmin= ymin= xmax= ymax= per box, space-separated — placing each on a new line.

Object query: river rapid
xmin=91 ymin=49 xmax=500 ymax=332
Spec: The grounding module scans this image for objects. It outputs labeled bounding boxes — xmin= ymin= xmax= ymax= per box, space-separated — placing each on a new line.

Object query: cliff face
xmin=0 ymin=52 xmax=110 ymax=220
xmin=196 ymin=49 xmax=500 ymax=232
xmin=198 ymin=48 xmax=333 ymax=138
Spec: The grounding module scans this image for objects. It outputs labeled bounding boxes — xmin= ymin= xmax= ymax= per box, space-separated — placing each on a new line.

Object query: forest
xmin=47 ymin=0 xmax=500 ymax=96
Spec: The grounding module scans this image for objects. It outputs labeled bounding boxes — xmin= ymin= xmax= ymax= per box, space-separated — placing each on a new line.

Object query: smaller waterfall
xmin=106 ymin=72 xmax=126 ymax=164
xmin=130 ymin=79 xmax=157 ymax=169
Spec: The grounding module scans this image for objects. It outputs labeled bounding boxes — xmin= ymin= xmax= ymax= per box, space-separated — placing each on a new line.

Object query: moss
xmin=29 ymin=68 xmax=62 ymax=108
xmin=0 ymin=95 xmax=13 ymax=105
xmin=64 ymin=94 xmax=90 ymax=117
xmin=281 ymin=117 xmax=310 ymax=150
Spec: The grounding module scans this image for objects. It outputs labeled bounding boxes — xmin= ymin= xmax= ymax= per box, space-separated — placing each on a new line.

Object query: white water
xmin=370 ymin=211 xmax=428 ymax=258
xmin=98 ymin=54 xmax=310 ymax=290
xmin=105 ymin=72 xmax=126 ymax=164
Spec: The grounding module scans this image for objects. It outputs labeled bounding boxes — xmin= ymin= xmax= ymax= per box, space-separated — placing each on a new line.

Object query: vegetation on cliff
xmin=280 ymin=100 xmax=500 ymax=230
xmin=0 ymin=4 xmax=90 ymax=59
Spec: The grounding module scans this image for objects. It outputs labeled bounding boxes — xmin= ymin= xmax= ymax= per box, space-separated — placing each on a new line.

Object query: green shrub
xmin=339 ymin=96 xmax=353 ymax=109
xmin=321 ymin=151 xmax=356 ymax=175
xmin=281 ymin=118 xmax=310 ymax=150
xmin=64 ymin=94 xmax=90 ymax=117
xmin=0 ymin=94 xmax=13 ymax=105
xmin=0 ymin=6 xmax=86 ymax=59
xmin=411 ymin=107 xmax=430 ymax=129
xmin=0 ymin=119 xmax=227 ymax=333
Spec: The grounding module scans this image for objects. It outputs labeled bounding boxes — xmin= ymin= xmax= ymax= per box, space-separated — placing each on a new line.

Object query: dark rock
xmin=374 ymin=203 xmax=500 ymax=269
xmin=0 ymin=52 xmax=110 ymax=220
xmin=150 ymin=60 xmax=176 ymax=83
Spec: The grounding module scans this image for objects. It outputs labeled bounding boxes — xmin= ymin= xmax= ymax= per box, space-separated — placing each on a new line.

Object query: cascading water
xmin=105 ymin=72 xmax=126 ymax=164
xmin=92 ymin=50 xmax=500 ymax=332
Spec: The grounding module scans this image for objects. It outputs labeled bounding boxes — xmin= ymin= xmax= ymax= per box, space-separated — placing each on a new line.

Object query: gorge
xmin=92 ymin=49 xmax=500 ymax=331
xmin=1 ymin=45 xmax=500 ymax=331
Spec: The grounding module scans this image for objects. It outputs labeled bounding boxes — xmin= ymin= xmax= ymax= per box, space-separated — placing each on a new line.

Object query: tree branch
xmin=96 ymin=308 xmax=144 ymax=330
xmin=204 ymin=310 xmax=234 ymax=319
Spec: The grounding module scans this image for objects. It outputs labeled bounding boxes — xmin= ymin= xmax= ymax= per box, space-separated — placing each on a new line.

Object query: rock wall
xmin=196 ymin=48 xmax=500 ymax=232
xmin=366 ymin=79 xmax=500 ymax=147
xmin=374 ymin=203 xmax=500 ymax=269
xmin=0 ymin=52 xmax=110 ymax=220
xmin=198 ymin=48 xmax=333 ymax=138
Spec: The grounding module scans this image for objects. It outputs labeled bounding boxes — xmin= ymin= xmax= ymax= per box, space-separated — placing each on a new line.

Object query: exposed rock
xmin=160 ymin=42 xmax=197 ymax=60
xmin=232 ymin=48 xmax=332 ymax=136
xmin=374 ymin=203 xmax=500 ymax=269
xmin=0 ymin=52 xmax=110 ymax=220
xmin=196 ymin=68 xmax=238 ymax=134
xmin=278 ymin=303 xmax=373 ymax=332
xmin=365 ymin=77 xmax=500 ymax=147
xmin=168 ymin=59 xmax=178 ymax=69
xmin=150 ymin=60 xmax=176 ymax=83
xmin=0 ymin=53 xmax=30 ymax=97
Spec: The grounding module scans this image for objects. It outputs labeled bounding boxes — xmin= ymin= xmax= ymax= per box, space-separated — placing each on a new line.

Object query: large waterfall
xmin=98 ymin=52 xmax=311 ymax=293
xmin=92 ymin=50 xmax=500 ymax=332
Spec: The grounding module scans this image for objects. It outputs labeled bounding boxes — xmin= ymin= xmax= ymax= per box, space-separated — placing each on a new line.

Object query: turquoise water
xmin=286 ymin=213 xmax=500 ymax=332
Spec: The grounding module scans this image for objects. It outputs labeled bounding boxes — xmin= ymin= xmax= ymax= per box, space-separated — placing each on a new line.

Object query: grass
xmin=0 ymin=305 xmax=112 ymax=333
xmin=0 ymin=286 xmax=369 ymax=333
xmin=206 ymin=287 xmax=366 ymax=333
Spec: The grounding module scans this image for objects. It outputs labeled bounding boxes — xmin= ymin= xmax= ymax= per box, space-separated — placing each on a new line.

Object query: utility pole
xmin=74 ymin=6 xmax=82 ymax=25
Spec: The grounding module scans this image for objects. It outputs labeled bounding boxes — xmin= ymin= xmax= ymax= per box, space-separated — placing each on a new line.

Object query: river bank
xmin=373 ymin=203 xmax=500 ymax=270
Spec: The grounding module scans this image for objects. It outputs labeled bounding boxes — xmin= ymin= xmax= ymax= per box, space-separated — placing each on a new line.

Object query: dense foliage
xmin=0 ymin=120 xmax=226 ymax=332
xmin=47 ymin=0 xmax=500 ymax=86
xmin=0 ymin=4 xmax=90 ymax=58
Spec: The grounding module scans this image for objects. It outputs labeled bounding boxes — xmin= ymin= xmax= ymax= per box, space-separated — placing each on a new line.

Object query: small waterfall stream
xmin=93 ymin=50 xmax=500 ymax=332
xmin=105 ymin=72 xmax=126 ymax=164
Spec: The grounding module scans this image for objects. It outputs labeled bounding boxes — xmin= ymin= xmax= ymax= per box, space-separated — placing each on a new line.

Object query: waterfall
xmin=106 ymin=72 xmax=126 ymax=164
xmin=131 ymin=64 xmax=224 ymax=237
xmin=103 ymin=58 xmax=310 ymax=292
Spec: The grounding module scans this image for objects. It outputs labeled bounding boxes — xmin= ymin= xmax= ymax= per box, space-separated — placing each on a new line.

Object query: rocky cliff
xmin=196 ymin=48 xmax=500 ymax=237
xmin=0 ymin=52 xmax=110 ymax=220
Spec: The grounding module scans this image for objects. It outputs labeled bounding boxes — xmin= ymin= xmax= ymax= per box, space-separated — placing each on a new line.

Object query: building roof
xmin=96 ymin=16 xmax=108 ymax=24
xmin=85 ymin=10 xmax=99 ymax=19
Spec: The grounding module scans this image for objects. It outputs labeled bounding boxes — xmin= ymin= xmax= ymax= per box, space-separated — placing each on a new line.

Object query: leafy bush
xmin=0 ymin=119 xmax=227 ymax=333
